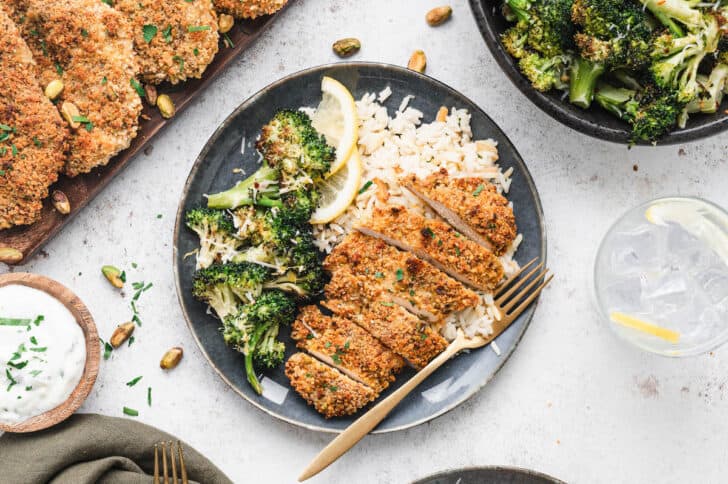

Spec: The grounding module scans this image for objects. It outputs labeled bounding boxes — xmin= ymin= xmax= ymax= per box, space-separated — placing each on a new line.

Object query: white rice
xmin=312 ymin=89 xmax=522 ymax=342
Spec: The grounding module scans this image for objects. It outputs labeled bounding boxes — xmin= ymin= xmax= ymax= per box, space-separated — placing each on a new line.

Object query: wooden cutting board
xmin=0 ymin=6 xmax=290 ymax=265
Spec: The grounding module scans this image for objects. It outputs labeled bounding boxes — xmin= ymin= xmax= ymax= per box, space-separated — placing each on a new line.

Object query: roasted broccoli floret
xmin=650 ymin=15 xmax=721 ymax=103
xmin=266 ymin=264 xmax=328 ymax=299
xmin=572 ymin=0 xmax=654 ymax=70
xmin=226 ymin=290 xmax=295 ymax=394
xmin=185 ymin=208 xmax=241 ymax=269
xmin=191 ymin=265 xmax=242 ymax=320
xmin=518 ymin=52 xmax=571 ymax=91
xmin=207 ymin=110 xmax=334 ymax=211
xmin=192 ymin=262 xmax=272 ymax=311
xmin=569 ymin=56 xmax=606 ymax=108
xmin=595 ymin=82 xmax=640 ymax=120
xmin=639 ymin=0 xmax=703 ymax=36
xmin=685 ymin=60 xmax=728 ymax=114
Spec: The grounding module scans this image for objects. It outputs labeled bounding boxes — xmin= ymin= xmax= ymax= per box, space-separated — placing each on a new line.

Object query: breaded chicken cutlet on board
xmin=213 ymin=0 xmax=287 ymax=19
xmin=0 ymin=7 xmax=67 ymax=229
xmin=113 ymin=0 xmax=219 ymax=85
xmin=5 ymin=0 xmax=142 ymax=177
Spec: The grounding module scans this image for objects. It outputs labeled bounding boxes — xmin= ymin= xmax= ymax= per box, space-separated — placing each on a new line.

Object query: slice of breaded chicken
xmin=0 ymin=8 xmax=67 ymax=229
xmin=323 ymin=274 xmax=448 ymax=369
xmin=285 ymin=352 xmax=376 ymax=419
xmin=15 ymin=0 xmax=142 ymax=177
xmin=403 ymin=169 xmax=517 ymax=255
xmin=357 ymin=205 xmax=505 ymax=292
xmin=114 ymin=0 xmax=219 ymax=85
xmin=324 ymin=232 xmax=480 ymax=322
xmin=213 ymin=0 xmax=287 ymax=19
xmin=291 ymin=305 xmax=405 ymax=393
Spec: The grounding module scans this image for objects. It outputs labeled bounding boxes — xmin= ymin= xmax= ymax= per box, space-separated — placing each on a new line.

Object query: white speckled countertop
xmin=3 ymin=1 xmax=728 ymax=482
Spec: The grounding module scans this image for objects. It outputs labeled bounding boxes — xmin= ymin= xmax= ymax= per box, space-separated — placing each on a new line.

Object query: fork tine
xmin=501 ymin=269 xmax=549 ymax=313
xmin=154 ymin=444 xmax=160 ymax=484
xmin=162 ymin=441 xmax=169 ymax=484
xmin=169 ymin=441 xmax=178 ymax=484
xmin=177 ymin=440 xmax=189 ymax=484
xmin=496 ymin=262 xmax=544 ymax=304
xmin=495 ymin=257 xmax=538 ymax=295
xmin=506 ymin=274 xmax=553 ymax=318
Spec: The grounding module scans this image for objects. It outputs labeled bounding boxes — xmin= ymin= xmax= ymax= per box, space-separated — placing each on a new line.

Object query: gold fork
xmin=299 ymin=257 xmax=552 ymax=481
xmin=153 ymin=440 xmax=189 ymax=484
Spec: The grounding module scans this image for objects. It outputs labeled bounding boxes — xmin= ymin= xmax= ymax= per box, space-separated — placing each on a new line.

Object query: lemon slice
xmin=311 ymin=76 xmax=359 ymax=176
xmin=310 ymin=149 xmax=362 ymax=224
xmin=610 ymin=311 xmax=681 ymax=343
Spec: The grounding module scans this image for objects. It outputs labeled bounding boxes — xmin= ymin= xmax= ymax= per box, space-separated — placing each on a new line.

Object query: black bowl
xmin=469 ymin=0 xmax=728 ymax=145
xmin=413 ymin=466 xmax=565 ymax=484
xmin=173 ymin=62 xmax=546 ymax=433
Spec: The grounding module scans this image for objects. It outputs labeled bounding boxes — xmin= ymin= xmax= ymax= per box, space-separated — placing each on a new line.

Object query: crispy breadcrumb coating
xmin=291 ymin=305 xmax=405 ymax=393
xmin=15 ymin=0 xmax=142 ymax=177
xmin=285 ymin=352 xmax=376 ymax=418
xmin=0 ymin=7 xmax=68 ymax=229
xmin=213 ymin=0 xmax=287 ymax=19
xmin=114 ymin=0 xmax=219 ymax=85
xmin=404 ymin=169 xmax=517 ymax=255
xmin=358 ymin=205 xmax=505 ymax=292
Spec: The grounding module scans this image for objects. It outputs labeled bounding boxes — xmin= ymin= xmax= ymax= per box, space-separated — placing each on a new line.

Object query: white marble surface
xmin=3 ymin=1 xmax=728 ymax=482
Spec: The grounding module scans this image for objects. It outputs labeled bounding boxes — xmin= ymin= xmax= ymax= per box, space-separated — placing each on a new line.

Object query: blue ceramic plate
xmin=173 ymin=63 xmax=546 ymax=433
xmin=413 ymin=466 xmax=565 ymax=484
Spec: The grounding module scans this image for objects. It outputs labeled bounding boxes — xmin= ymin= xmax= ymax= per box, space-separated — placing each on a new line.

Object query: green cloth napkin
xmin=0 ymin=413 xmax=233 ymax=484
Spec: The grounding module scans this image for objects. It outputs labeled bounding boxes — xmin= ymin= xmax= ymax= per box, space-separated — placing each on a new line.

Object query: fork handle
xmin=298 ymin=340 xmax=463 ymax=481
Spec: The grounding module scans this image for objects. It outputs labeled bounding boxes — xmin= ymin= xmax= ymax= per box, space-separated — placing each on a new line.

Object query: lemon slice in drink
xmin=310 ymin=150 xmax=362 ymax=224
xmin=610 ymin=311 xmax=680 ymax=343
xmin=311 ymin=76 xmax=359 ymax=176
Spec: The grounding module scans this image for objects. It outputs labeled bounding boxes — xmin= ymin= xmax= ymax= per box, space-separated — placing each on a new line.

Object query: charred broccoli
xmin=185 ymin=208 xmax=240 ymax=269
xmin=206 ymin=110 xmax=334 ymax=210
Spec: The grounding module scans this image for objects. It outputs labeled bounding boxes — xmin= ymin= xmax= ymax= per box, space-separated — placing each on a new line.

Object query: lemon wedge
xmin=610 ymin=311 xmax=681 ymax=343
xmin=310 ymin=149 xmax=362 ymax=224
xmin=311 ymin=76 xmax=359 ymax=176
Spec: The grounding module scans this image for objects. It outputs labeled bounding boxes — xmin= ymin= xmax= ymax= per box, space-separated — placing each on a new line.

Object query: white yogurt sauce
xmin=0 ymin=284 xmax=86 ymax=425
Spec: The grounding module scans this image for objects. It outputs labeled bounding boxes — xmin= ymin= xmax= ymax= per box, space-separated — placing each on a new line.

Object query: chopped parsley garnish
xmin=32 ymin=136 xmax=42 ymax=147
xmin=380 ymin=301 xmax=394 ymax=307
xmin=101 ymin=76 xmax=108 ymax=85
xmin=126 ymin=376 xmax=143 ymax=387
xmin=473 ymin=184 xmax=485 ymax=197
xmin=172 ymin=55 xmax=185 ymax=73
xmin=6 ymin=369 xmax=17 ymax=392
xmin=132 ymin=314 xmax=142 ymax=327
xmin=187 ymin=25 xmax=211 ymax=32
xmin=101 ymin=339 xmax=113 ymax=360
xmin=142 ymin=24 xmax=157 ymax=43
xmin=11 ymin=144 xmax=18 ymax=157
xmin=422 ymin=227 xmax=435 ymax=239
xmin=120 ymin=271 xmax=127 ymax=283
xmin=147 ymin=387 xmax=152 ymax=406
xmin=328 ymin=385 xmax=338 ymax=392
xmin=7 ymin=360 xmax=27 ymax=370
xmin=193 ymin=48 xmax=199 ymax=56
xmin=0 ymin=124 xmax=13 ymax=132
xmin=123 ymin=406 xmax=139 ymax=417
xmin=130 ymin=78 xmax=145 ymax=98
xmin=29 ymin=370 xmax=42 ymax=377
xmin=81 ymin=29 xmax=89 ymax=38
xmin=101 ymin=0 xmax=113 ymax=5
xmin=324 ymin=341 xmax=332 ymax=348
xmin=30 ymin=336 xmax=38 ymax=345
xmin=420 ymin=332 xmax=428 ymax=340
xmin=162 ymin=25 xmax=173 ymax=43
xmin=33 ymin=315 xmax=44 ymax=326
xmin=29 ymin=347 xmax=47 ymax=353
xmin=0 ymin=318 xmax=31 ymax=326
xmin=358 ymin=180 xmax=373 ymax=194
xmin=128 ymin=335 xmax=135 ymax=347
xmin=374 ymin=271 xmax=384 ymax=279
xmin=72 ymin=115 xmax=94 ymax=132
xmin=455 ymin=246 xmax=461 ymax=256
xmin=55 ymin=63 xmax=63 ymax=76
xmin=222 ymin=32 xmax=234 ymax=48
xmin=331 ymin=353 xmax=341 ymax=364
xmin=395 ymin=268 xmax=404 ymax=281
xmin=306 ymin=333 xmax=314 ymax=340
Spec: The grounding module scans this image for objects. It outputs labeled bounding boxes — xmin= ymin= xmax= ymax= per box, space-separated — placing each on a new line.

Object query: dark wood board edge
xmin=0 ymin=3 xmax=293 ymax=265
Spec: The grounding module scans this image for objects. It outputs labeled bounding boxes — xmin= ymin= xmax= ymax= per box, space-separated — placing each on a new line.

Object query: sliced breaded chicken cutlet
xmin=285 ymin=352 xmax=376 ymax=419
xmin=323 ymin=273 xmax=448 ymax=369
xmin=113 ymin=0 xmax=219 ymax=85
xmin=403 ymin=169 xmax=517 ymax=255
xmin=213 ymin=0 xmax=287 ymax=19
xmin=324 ymin=232 xmax=479 ymax=322
xmin=10 ymin=0 xmax=142 ymax=177
xmin=0 ymin=7 xmax=68 ymax=229
xmin=291 ymin=305 xmax=405 ymax=394
xmin=357 ymin=205 xmax=505 ymax=292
